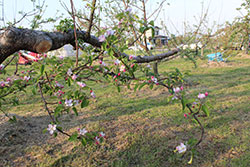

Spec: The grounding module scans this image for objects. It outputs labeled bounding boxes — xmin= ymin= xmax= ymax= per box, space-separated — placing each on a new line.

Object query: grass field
xmin=0 ymin=53 xmax=249 ymax=167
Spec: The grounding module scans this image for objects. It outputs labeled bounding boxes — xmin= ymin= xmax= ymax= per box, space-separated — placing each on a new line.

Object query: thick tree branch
xmin=0 ymin=27 xmax=179 ymax=64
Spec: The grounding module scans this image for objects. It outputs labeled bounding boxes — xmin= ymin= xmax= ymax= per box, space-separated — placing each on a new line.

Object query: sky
xmin=0 ymin=0 xmax=245 ymax=34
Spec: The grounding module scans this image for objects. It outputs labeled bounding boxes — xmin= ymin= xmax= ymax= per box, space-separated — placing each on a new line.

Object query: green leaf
xmin=181 ymin=96 xmax=188 ymax=111
xmin=138 ymin=82 xmax=147 ymax=90
xmin=81 ymin=138 xmax=87 ymax=146
xmin=134 ymin=83 xmax=139 ymax=92
xmin=149 ymin=20 xmax=154 ymax=26
xmin=72 ymin=107 xmax=78 ymax=116
xmin=117 ymin=86 xmax=121 ymax=92
xmin=68 ymin=132 xmax=78 ymax=141
xmin=40 ymin=64 xmax=45 ymax=75
xmin=202 ymin=104 xmax=210 ymax=117
xmin=81 ymin=99 xmax=89 ymax=108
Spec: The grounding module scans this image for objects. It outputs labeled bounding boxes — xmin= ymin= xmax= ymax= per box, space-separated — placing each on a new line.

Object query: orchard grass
xmin=0 ymin=53 xmax=249 ymax=167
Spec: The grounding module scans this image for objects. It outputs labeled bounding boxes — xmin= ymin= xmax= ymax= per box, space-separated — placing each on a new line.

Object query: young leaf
xmin=81 ymin=138 xmax=87 ymax=146
xmin=40 ymin=64 xmax=45 ymax=75
xmin=68 ymin=132 xmax=78 ymax=141
xmin=202 ymin=104 xmax=210 ymax=117
xmin=72 ymin=107 xmax=78 ymax=116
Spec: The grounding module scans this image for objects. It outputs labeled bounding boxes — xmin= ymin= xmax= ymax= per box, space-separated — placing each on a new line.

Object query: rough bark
xmin=0 ymin=27 xmax=179 ymax=64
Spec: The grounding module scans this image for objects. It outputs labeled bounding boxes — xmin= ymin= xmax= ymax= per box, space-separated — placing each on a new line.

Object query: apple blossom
xmin=95 ymin=136 xmax=100 ymax=144
xmin=198 ymin=93 xmax=206 ymax=99
xmin=65 ymin=99 xmax=73 ymax=107
xmin=74 ymin=100 xmax=80 ymax=106
xmin=47 ymin=124 xmax=57 ymax=135
xmin=176 ymin=143 xmax=187 ymax=153
xmin=99 ymin=132 xmax=106 ymax=138
xmin=23 ymin=76 xmax=31 ymax=81
xmin=173 ymin=87 xmax=181 ymax=93
xmin=0 ymin=64 xmax=5 ymax=70
xmin=6 ymin=77 xmax=11 ymax=83
xmin=91 ymin=91 xmax=96 ymax=98
xmin=78 ymin=128 xmax=87 ymax=136
xmin=114 ymin=59 xmax=121 ymax=65
xmin=72 ymin=74 xmax=78 ymax=80
xmin=55 ymin=82 xmax=64 ymax=88
xmin=120 ymin=65 xmax=126 ymax=72
xmin=0 ymin=81 xmax=5 ymax=87
xmin=151 ymin=76 xmax=158 ymax=84
xmin=106 ymin=30 xmax=115 ymax=36
xmin=77 ymin=82 xmax=86 ymax=88
xmin=67 ymin=68 xmax=73 ymax=76
xmin=125 ymin=8 xmax=132 ymax=13
xmin=98 ymin=35 xmax=106 ymax=42
xmin=129 ymin=55 xmax=135 ymax=60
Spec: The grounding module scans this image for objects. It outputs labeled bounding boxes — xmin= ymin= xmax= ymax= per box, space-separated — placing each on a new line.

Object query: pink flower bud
xmin=130 ymin=64 xmax=135 ymax=68
xmin=59 ymin=101 xmax=62 ymax=104
xmin=184 ymin=114 xmax=187 ymax=118
xmin=118 ymin=73 xmax=121 ymax=76
xmin=205 ymin=92 xmax=208 ymax=96
xmin=180 ymin=86 xmax=184 ymax=90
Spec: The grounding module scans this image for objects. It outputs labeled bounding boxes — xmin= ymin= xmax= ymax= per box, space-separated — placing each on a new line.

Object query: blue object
xmin=207 ymin=52 xmax=224 ymax=62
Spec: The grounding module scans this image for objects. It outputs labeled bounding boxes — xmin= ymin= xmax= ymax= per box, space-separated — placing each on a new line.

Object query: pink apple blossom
xmin=173 ymin=87 xmax=181 ymax=93
xmin=77 ymin=82 xmax=86 ymax=88
xmin=198 ymin=93 xmax=206 ymax=99
xmin=120 ymin=65 xmax=126 ymax=72
xmin=98 ymin=35 xmax=106 ymax=42
xmin=71 ymin=74 xmax=78 ymax=80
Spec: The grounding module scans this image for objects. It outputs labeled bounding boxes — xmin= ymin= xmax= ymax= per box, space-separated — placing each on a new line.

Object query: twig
xmin=86 ymin=0 xmax=97 ymax=39
xmin=2 ymin=55 xmax=17 ymax=70
xmin=70 ymin=0 xmax=79 ymax=67
xmin=186 ymin=104 xmax=204 ymax=147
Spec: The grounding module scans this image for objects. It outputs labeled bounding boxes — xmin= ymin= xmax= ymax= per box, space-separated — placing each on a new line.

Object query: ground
xmin=0 ymin=53 xmax=250 ymax=167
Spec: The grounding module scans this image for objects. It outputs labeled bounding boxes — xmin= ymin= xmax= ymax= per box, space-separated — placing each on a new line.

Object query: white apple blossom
xmin=120 ymin=65 xmax=126 ymax=72
xmin=114 ymin=59 xmax=121 ymax=65
xmin=78 ymin=128 xmax=88 ymax=136
xmin=0 ymin=64 xmax=5 ymax=70
xmin=47 ymin=124 xmax=57 ymax=135
xmin=65 ymin=99 xmax=73 ymax=107
xmin=176 ymin=143 xmax=187 ymax=153
xmin=67 ymin=68 xmax=73 ymax=76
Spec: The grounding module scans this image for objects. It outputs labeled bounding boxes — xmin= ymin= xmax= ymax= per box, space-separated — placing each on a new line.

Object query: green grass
xmin=0 ymin=54 xmax=250 ymax=167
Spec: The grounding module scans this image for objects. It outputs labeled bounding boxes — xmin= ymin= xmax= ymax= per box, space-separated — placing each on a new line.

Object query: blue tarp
xmin=207 ymin=52 xmax=224 ymax=62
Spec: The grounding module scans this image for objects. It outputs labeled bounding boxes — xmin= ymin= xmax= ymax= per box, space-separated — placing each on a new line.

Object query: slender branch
xmin=2 ymin=55 xmax=17 ymax=70
xmin=38 ymin=82 xmax=55 ymax=122
xmin=86 ymin=0 xmax=97 ymax=39
xmin=186 ymin=104 xmax=204 ymax=147
xmin=70 ymin=0 xmax=79 ymax=67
